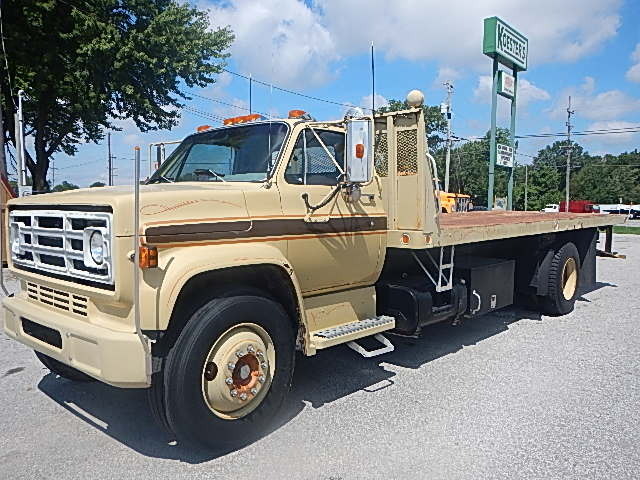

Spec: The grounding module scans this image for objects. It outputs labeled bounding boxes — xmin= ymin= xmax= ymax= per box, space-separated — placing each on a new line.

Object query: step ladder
xmin=309 ymin=315 xmax=395 ymax=357
xmin=411 ymin=245 xmax=455 ymax=292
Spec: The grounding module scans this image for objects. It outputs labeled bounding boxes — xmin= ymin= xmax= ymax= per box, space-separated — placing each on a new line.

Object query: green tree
xmin=1 ymin=0 xmax=233 ymax=193
xmin=517 ymin=164 xmax=563 ymax=211
xmin=377 ymin=99 xmax=447 ymax=151
xmin=52 ymin=180 xmax=79 ymax=192
xmin=89 ymin=181 xmax=106 ymax=187
xmin=571 ymin=151 xmax=640 ymax=203
xmin=442 ymin=128 xmax=512 ymax=206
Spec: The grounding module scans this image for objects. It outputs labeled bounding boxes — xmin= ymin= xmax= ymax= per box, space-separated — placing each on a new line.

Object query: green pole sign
xmin=483 ymin=17 xmax=528 ymax=211
xmin=483 ymin=17 xmax=528 ymax=72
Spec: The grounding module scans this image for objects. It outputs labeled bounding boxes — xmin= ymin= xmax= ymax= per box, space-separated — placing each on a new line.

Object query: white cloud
xmin=583 ymin=121 xmax=640 ymax=146
xmin=547 ymin=77 xmax=640 ymax=121
xmin=473 ymin=75 xmax=550 ymax=107
xmin=360 ymin=93 xmax=389 ymax=111
xmin=205 ymin=0 xmax=339 ymax=89
xmin=626 ymin=43 xmax=640 ymax=83
xmin=433 ymin=67 xmax=461 ymax=87
xmin=123 ymin=134 xmax=142 ymax=146
xmin=318 ymin=0 xmax=621 ymax=67
xmin=203 ymin=0 xmax=622 ymax=90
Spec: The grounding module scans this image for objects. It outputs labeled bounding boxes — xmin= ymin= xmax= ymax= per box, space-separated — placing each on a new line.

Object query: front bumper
xmin=2 ymin=295 xmax=150 ymax=388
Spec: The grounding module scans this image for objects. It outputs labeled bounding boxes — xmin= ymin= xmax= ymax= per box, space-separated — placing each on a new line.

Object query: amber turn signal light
xmin=139 ymin=245 xmax=158 ymax=269
xmin=355 ymin=143 xmax=365 ymax=158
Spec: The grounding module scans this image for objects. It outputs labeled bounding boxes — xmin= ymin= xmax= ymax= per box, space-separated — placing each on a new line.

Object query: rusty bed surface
xmin=438 ymin=211 xmax=613 ymax=229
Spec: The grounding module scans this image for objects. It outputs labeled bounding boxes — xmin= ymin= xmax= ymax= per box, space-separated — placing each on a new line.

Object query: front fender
xmin=141 ymin=242 xmax=304 ymax=332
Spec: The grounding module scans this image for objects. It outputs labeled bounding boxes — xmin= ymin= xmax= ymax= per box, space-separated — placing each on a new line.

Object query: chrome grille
xmin=9 ymin=208 xmax=113 ymax=287
xmin=26 ymin=282 xmax=89 ymax=317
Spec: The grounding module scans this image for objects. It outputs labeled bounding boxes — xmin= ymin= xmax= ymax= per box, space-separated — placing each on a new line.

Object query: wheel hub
xmin=201 ymin=324 xmax=274 ymax=419
xmin=561 ymin=257 xmax=578 ymax=300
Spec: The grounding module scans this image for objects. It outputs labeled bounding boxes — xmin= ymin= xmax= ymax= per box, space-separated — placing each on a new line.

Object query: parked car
xmin=541 ymin=203 xmax=559 ymax=213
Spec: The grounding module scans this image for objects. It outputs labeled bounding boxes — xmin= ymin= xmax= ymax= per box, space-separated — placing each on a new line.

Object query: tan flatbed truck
xmin=2 ymin=92 xmax=625 ymax=449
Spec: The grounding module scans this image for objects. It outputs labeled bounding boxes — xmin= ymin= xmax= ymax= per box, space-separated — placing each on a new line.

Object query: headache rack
xmin=8 ymin=207 xmax=114 ymax=289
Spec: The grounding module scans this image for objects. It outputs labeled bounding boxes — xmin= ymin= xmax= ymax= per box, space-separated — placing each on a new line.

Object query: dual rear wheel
xmin=540 ymin=242 xmax=581 ymax=315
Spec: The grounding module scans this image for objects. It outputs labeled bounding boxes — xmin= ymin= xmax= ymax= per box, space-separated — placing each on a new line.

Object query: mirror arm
xmin=307 ymin=126 xmax=344 ymax=175
xmin=301 ymin=183 xmax=342 ymax=212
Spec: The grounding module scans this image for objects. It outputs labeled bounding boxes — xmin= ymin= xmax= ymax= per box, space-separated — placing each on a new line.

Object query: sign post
xmin=483 ymin=17 xmax=527 ymax=210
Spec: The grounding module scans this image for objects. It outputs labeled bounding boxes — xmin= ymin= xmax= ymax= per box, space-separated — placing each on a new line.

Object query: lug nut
xmin=239 ymin=393 xmax=248 ymax=401
xmin=247 ymin=345 xmax=255 ymax=353
xmin=260 ymin=362 xmax=267 ymax=370
xmin=230 ymin=389 xmax=238 ymax=397
xmin=258 ymin=375 xmax=265 ymax=383
xmin=256 ymin=351 xmax=264 ymax=358
xmin=250 ymin=387 xmax=258 ymax=395
xmin=227 ymin=362 xmax=235 ymax=371
xmin=236 ymin=350 xmax=244 ymax=358
xmin=225 ymin=377 xmax=233 ymax=385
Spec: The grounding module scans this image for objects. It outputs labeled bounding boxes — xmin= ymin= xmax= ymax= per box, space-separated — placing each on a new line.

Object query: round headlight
xmin=89 ymin=230 xmax=104 ymax=264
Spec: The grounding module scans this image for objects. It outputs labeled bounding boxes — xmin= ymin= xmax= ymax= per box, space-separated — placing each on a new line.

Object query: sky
xmin=48 ymin=0 xmax=640 ymax=187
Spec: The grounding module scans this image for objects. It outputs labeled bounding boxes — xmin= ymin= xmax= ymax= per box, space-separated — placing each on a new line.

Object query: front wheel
xmin=161 ymin=295 xmax=295 ymax=450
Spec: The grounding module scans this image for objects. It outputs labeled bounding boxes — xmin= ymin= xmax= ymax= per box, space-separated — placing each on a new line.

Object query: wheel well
xmin=152 ymin=265 xmax=300 ymax=356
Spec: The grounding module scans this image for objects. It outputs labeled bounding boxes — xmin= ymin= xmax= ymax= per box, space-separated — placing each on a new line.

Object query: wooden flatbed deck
xmin=430 ymin=211 xmax=626 ymax=247
xmin=439 ymin=211 xmax=609 ymax=228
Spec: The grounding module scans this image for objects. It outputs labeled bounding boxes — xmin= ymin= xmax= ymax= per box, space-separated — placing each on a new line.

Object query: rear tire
xmin=161 ymin=295 xmax=295 ymax=450
xmin=541 ymin=242 xmax=580 ymax=316
xmin=34 ymin=351 xmax=95 ymax=382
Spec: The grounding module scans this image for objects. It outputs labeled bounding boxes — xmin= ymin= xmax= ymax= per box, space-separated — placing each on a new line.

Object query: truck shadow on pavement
xmin=35 ymin=285 xmax=613 ymax=463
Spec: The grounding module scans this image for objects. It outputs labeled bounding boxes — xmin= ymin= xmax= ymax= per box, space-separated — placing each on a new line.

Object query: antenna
xmin=371 ymin=42 xmax=375 ymax=113
xmin=249 ymin=73 xmax=252 ymax=114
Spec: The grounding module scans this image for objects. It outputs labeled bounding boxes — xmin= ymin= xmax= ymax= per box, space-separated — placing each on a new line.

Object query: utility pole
xmin=565 ymin=96 xmax=574 ymax=212
xmin=524 ymin=164 xmax=528 ymax=211
xmin=442 ymin=81 xmax=454 ymax=192
xmin=107 ymin=132 xmax=113 ymax=186
xmin=0 ymin=97 xmax=6 ymax=180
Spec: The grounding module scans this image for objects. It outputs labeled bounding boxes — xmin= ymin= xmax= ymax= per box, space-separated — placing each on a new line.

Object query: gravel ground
xmin=1 ymin=234 xmax=639 ymax=480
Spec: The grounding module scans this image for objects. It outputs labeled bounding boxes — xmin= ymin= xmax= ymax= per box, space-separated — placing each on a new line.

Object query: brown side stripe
xmin=145 ymin=216 xmax=387 ymax=244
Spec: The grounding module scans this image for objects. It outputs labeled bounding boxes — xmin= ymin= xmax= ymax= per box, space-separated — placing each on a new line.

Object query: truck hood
xmin=8 ymin=183 xmax=256 ymax=237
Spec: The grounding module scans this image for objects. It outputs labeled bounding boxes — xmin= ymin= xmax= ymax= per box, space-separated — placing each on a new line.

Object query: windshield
xmin=148 ymin=122 xmax=289 ymax=183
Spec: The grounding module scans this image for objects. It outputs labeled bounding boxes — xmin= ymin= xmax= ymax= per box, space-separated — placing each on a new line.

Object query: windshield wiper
xmin=147 ymin=175 xmax=174 ymax=184
xmin=193 ymin=168 xmax=227 ymax=182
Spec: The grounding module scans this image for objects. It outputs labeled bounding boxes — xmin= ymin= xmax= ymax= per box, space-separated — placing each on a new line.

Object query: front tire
xmin=34 ymin=351 xmax=95 ymax=382
xmin=162 ymin=295 xmax=295 ymax=450
xmin=541 ymin=242 xmax=581 ymax=316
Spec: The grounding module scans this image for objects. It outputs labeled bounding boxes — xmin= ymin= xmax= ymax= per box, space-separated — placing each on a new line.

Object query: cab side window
xmin=285 ymin=130 xmax=345 ymax=185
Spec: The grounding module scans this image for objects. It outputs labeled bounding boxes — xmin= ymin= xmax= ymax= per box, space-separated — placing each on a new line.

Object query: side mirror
xmin=345 ymin=118 xmax=373 ymax=184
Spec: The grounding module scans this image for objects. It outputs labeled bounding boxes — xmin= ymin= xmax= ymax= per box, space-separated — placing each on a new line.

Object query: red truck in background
xmin=559 ymin=200 xmax=594 ymax=213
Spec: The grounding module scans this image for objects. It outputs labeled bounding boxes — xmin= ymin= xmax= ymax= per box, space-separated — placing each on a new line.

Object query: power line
xmin=187 ymin=90 xmax=268 ymax=117
xmin=221 ymin=67 xmax=361 ymax=111
xmin=56 ymin=158 xmax=103 ymax=170
xmin=182 ymin=106 xmax=226 ymax=123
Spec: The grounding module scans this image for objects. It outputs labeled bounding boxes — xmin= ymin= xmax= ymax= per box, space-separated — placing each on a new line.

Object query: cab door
xmin=277 ymin=127 xmax=385 ymax=294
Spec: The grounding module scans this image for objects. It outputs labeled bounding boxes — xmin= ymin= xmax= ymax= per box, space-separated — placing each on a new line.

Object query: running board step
xmin=309 ymin=315 xmax=395 ymax=350
xmin=347 ymin=334 xmax=394 ymax=358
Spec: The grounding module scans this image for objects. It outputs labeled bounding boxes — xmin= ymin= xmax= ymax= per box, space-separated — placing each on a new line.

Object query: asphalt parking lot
xmin=1 ymin=234 xmax=639 ymax=480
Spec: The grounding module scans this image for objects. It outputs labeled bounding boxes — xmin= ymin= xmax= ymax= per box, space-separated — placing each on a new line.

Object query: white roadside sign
xmin=497 ymin=143 xmax=514 ymax=168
